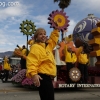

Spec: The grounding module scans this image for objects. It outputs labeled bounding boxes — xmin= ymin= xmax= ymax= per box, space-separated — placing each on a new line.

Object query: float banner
xmin=59 ymin=84 xmax=100 ymax=88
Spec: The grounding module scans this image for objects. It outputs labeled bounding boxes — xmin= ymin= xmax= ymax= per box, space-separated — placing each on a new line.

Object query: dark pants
xmin=4 ymin=69 xmax=9 ymax=82
xmin=20 ymin=58 xmax=26 ymax=69
xmin=66 ymin=63 xmax=75 ymax=83
xmin=0 ymin=70 xmax=2 ymax=79
xmin=38 ymin=74 xmax=54 ymax=100
xmin=78 ymin=63 xmax=88 ymax=83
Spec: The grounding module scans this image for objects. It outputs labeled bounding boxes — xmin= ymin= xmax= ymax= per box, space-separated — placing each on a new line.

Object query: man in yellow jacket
xmin=64 ymin=45 xmax=77 ymax=83
xmin=26 ymin=27 xmax=59 ymax=100
xmin=3 ymin=56 xmax=11 ymax=82
xmin=78 ymin=49 xmax=89 ymax=83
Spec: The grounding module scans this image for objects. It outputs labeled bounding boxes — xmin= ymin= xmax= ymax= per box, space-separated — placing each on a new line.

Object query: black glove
xmin=17 ymin=45 xmax=19 ymax=47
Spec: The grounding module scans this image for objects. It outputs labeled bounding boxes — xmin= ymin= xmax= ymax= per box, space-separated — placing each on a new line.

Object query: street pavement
xmin=0 ymin=80 xmax=100 ymax=100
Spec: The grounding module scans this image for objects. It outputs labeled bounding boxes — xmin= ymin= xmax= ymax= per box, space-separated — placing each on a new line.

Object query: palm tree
xmin=54 ymin=0 xmax=71 ymax=10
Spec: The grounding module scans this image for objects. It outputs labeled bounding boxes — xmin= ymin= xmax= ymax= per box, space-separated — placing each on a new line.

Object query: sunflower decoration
xmin=48 ymin=10 xmax=70 ymax=32
xmin=69 ymin=67 xmax=81 ymax=82
xmin=20 ymin=20 xmax=36 ymax=36
xmin=19 ymin=20 xmax=36 ymax=55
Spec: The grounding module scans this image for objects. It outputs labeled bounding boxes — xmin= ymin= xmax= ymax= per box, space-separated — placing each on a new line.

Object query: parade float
xmin=11 ymin=0 xmax=100 ymax=89
xmin=11 ymin=15 xmax=100 ymax=88
xmin=73 ymin=14 xmax=100 ymax=84
xmin=52 ymin=14 xmax=100 ymax=88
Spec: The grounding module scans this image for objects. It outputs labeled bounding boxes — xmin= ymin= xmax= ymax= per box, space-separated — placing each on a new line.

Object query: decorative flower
xmin=11 ymin=69 xmax=26 ymax=83
xmin=21 ymin=78 xmax=34 ymax=86
xmin=69 ymin=67 xmax=81 ymax=82
xmin=48 ymin=10 xmax=69 ymax=32
xmin=88 ymin=67 xmax=100 ymax=76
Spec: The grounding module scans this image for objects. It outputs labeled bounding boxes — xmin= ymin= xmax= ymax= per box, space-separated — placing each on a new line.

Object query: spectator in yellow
xmin=17 ymin=45 xmax=27 ymax=69
xmin=3 ymin=56 xmax=11 ymax=82
xmin=26 ymin=27 xmax=59 ymax=100
xmin=78 ymin=49 xmax=89 ymax=83
xmin=64 ymin=45 xmax=77 ymax=83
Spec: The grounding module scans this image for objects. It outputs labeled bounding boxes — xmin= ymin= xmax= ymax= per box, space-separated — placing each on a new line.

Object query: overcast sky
xmin=0 ymin=0 xmax=100 ymax=52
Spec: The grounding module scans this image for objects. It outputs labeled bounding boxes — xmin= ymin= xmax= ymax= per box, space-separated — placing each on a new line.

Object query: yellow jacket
xmin=64 ymin=45 xmax=77 ymax=63
xmin=3 ymin=57 xmax=11 ymax=70
xmin=26 ymin=29 xmax=59 ymax=78
xmin=78 ymin=53 xmax=88 ymax=64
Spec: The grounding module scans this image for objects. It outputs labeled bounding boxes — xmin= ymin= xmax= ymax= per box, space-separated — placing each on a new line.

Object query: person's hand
xmin=32 ymin=74 xmax=43 ymax=87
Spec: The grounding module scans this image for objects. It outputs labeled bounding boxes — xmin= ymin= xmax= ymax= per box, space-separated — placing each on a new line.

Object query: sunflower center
xmin=58 ymin=18 xmax=62 ymax=23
